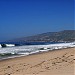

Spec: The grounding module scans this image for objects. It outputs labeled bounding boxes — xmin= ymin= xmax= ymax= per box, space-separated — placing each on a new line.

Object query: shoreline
xmin=0 ymin=42 xmax=75 ymax=62
xmin=0 ymin=47 xmax=74 ymax=62
xmin=0 ymin=47 xmax=75 ymax=75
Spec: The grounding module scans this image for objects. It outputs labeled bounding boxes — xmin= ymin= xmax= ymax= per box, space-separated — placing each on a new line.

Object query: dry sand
xmin=0 ymin=48 xmax=75 ymax=75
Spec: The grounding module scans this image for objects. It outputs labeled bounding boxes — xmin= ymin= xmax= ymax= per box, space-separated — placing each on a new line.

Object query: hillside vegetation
xmin=7 ymin=30 xmax=75 ymax=43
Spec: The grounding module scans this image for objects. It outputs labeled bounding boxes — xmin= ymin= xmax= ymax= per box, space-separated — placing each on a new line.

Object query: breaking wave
xmin=0 ymin=42 xmax=75 ymax=60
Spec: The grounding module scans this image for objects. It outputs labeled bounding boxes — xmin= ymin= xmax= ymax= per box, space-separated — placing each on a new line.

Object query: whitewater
xmin=0 ymin=42 xmax=75 ymax=60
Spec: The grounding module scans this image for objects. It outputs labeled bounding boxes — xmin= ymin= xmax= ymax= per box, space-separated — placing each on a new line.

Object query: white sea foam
xmin=0 ymin=44 xmax=15 ymax=48
xmin=0 ymin=42 xmax=75 ymax=59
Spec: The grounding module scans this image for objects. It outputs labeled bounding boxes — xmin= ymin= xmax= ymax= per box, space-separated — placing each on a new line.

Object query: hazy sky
xmin=0 ymin=0 xmax=74 ymax=41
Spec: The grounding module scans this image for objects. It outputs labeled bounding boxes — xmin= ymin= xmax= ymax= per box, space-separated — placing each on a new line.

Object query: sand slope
xmin=0 ymin=48 xmax=75 ymax=75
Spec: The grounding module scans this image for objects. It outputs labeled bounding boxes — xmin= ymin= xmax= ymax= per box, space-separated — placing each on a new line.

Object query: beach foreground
xmin=0 ymin=48 xmax=75 ymax=75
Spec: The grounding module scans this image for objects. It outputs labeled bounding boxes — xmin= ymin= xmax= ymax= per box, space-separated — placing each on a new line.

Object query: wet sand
xmin=0 ymin=48 xmax=75 ymax=75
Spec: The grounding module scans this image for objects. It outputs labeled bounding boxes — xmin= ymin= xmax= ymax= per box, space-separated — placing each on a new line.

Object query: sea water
xmin=0 ymin=42 xmax=75 ymax=60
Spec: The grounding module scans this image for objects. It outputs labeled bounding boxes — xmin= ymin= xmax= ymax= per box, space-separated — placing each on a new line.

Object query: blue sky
xmin=0 ymin=0 xmax=74 ymax=41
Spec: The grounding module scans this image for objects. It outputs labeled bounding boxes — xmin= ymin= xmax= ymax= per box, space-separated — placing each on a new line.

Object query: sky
xmin=0 ymin=0 xmax=74 ymax=41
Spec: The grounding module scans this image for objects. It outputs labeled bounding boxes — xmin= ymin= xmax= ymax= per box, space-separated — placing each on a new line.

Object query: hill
xmin=5 ymin=30 xmax=75 ymax=43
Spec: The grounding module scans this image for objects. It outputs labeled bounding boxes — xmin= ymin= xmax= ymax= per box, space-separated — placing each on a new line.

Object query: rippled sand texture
xmin=0 ymin=48 xmax=75 ymax=75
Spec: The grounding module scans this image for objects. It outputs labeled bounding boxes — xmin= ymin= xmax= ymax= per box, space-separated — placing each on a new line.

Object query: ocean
xmin=0 ymin=42 xmax=75 ymax=60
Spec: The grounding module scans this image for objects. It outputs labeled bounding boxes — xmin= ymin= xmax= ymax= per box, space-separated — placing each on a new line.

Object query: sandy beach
xmin=0 ymin=47 xmax=75 ymax=75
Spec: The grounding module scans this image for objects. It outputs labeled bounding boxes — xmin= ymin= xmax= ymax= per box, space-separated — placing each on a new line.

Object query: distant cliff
xmin=6 ymin=30 xmax=75 ymax=43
